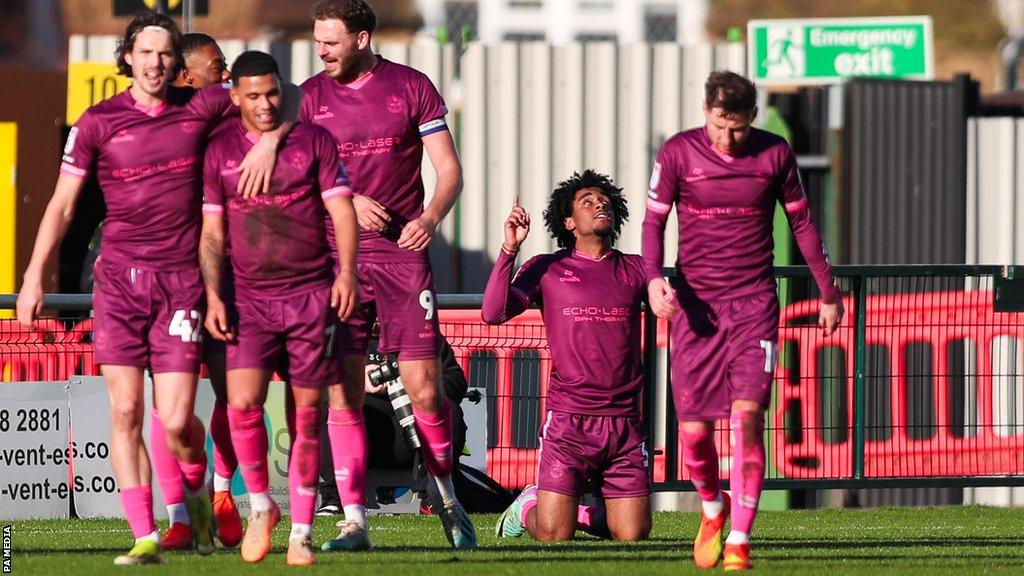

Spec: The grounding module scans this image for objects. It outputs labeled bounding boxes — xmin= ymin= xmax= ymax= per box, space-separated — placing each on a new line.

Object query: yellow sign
xmin=66 ymin=62 xmax=131 ymax=125
xmin=0 ymin=123 xmax=15 ymax=318
xmin=143 ymin=0 xmax=182 ymax=8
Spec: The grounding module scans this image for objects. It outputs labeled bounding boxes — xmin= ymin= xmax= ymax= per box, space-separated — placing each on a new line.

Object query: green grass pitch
xmin=8 ymin=506 xmax=1024 ymax=575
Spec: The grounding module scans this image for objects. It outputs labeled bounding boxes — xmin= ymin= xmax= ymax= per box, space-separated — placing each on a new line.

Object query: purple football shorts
xmin=92 ymin=257 xmax=203 ymax=374
xmin=226 ymin=285 xmax=339 ymax=389
xmin=669 ymin=290 xmax=780 ymax=421
xmin=536 ymin=411 xmax=650 ymax=499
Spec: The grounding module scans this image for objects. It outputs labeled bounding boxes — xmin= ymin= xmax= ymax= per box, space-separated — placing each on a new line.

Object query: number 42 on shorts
xmin=168 ymin=309 xmax=203 ymax=343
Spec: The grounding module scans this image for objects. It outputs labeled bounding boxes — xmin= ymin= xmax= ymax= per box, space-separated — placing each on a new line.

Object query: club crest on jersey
xmin=287 ymin=150 xmax=308 ymax=169
xmin=386 ymin=94 xmax=404 ymax=114
xmin=111 ymin=129 xmax=135 ymax=144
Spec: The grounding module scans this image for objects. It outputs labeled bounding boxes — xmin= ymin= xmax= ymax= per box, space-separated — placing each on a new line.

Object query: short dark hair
xmin=312 ymin=0 xmax=377 ymax=34
xmin=543 ymin=169 xmax=629 ymax=249
xmin=181 ymin=32 xmax=218 ymax=60
xmin=704 ymin=70 xmax=757 ymax=118
xmin=115 ymin=12 xmax=183 ymax=78
xmin=230 ymin=51 xmax=280 ymax=86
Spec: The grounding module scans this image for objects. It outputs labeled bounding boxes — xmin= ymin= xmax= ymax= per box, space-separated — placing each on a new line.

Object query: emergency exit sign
xmin=748 ymin=16 xmax=933 ymax=85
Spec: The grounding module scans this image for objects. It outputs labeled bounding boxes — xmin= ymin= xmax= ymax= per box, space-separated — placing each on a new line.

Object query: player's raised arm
xmin=481 ymin=196 xmax=534 ymax=324
xmin=16 ymin=172 xmax=88 ymax=327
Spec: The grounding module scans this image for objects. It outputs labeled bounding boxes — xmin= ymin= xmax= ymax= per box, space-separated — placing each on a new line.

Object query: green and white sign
xmin=748 ymin=16 xmax=933 ymax=85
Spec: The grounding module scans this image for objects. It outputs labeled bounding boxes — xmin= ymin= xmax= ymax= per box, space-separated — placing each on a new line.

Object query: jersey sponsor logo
xmin=63 ymin=127 xmax=79 ymax=156
xmin=558 ymin=269 xmax=581 ymax=283
xmin=561 ymin=305 xmax=633 ymax=322
xmin=313 ymin=105 xmax=335 ymax=120
xmin=228 ymin=188 xmax=305 ymax=211
xmin=336 ymin=136 xmax=401 ymax=158
xmin=111 ymin=155 xmax=198 ymax=182
xmin=110 ymin=129 xmax=135 ymax=144
xmin=684 ymin=167 xmax=707 ymax=183
xmin=648 ymin=161 xmax=662 ymax=190
xmin=113 ymin=154 xmax=198 ymax=179
xmin=681 ymin=202 xmax=766 ymax=219
xmin=386 ymin=94 xmax=404 ymax=114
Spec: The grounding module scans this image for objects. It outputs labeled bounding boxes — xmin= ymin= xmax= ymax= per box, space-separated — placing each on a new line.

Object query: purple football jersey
xmin=642 ymin=127 xmax=840 ymax=303
xmin=202 ymin=119 xmax=352 ymax=300
xmin=60 ymin=85 xmax=234 ymax=270
xmin=482 ymin=249 xmax=646 ymax=417
xmin=299 ymin=58 xmax=449 ymax=263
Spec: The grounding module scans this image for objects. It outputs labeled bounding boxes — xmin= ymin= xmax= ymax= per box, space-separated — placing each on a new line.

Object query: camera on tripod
xmin=367 ymin=352 xmax=421 ymax=451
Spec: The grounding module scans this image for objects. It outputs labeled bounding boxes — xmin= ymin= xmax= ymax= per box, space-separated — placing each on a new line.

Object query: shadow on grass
xmin=758 ymin=537 xmax=1024 ymax=549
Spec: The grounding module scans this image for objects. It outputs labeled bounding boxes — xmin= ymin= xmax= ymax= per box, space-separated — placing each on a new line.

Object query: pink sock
xmin=729 ymin=411 xmax=766 ymax=534
xmin=576 ymin=504 xmax=600 ymax=529
xmin=178 ymin=457 xmax=207 ymax=493
xmin=149 ymin=408 xmax=184 ymax=506
xmin=289 ymin=406 xmax=321 ymax=526
xmin=519 ymin=497 xmax=537 ymax=526
xmin=412 ymin=400 xmax=454 ymax=477
xmin=576 ymin=503 xmax=610 ymax=538
xmin=680 ymin=427 xmax=722 ymax=502
xmin=228 ymin=406 xmax=269 ymax=494
xmin=327 ymin=408 xmax=367 ymax=506
xmin=209 ymin=403 xmax=238 ymax=480
xmin=120 ymin=485 xmax=157 ymax=538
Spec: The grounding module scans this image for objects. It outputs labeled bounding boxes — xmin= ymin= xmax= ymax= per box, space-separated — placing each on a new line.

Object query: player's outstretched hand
xmin=205 ymin=299 xmax=235 ymax=342
xmin=819 ymin=298 xmax=844 ymax=337
xmin=332 ymin=269 xmax=358 ymax=321
xmin=646 ymin=278 xmax=678 ymax=319
xmin=15 ymin=280 xmax=43 ymax=329
xmin=235 ymin=135 xmax=277 ymax=199
xmin=502 ymin=195 xmax=530 ymax=252
xmin=352 ymin=194 xmax=391 ymax=232
xmin=398 ymin=215 xmax=437 ymax=251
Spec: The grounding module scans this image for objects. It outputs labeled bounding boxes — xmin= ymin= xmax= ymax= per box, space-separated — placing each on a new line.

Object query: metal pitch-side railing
xmin=2 ymin=264 xmax=1023 ymax=492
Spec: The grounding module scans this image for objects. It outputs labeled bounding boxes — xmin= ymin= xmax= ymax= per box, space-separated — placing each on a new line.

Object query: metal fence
xmin=655 ymin=265 xmax=1024 ymax=493
xmin=2 ymin=264 xmax=1024 ymax=493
